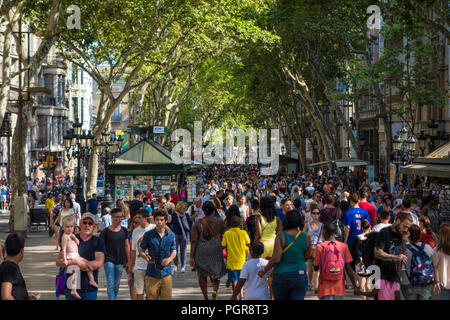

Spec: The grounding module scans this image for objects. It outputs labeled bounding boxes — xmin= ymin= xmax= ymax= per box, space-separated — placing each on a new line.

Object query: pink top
xmin=376 ymin=279 xmax=400 ymax=300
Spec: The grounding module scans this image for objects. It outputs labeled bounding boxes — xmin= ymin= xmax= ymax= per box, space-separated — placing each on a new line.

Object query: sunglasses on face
xmin=82 ymin=220 xmax=94 ymax=226
xmin=311 ymin=211 xmax=320 ymax=215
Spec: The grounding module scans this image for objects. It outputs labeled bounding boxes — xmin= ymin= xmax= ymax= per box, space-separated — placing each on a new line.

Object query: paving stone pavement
xmin=0 ymin=210 xmax=364 ymax=300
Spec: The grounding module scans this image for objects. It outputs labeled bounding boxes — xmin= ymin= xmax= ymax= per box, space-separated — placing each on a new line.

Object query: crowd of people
xmin=0 ymin=165 xmax=449 ymax=301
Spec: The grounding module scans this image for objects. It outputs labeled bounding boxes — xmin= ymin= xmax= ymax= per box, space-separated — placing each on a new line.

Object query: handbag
xmin=203 ymin=219 xmax=227 ymax=258
xmin=325 ymin=208 xmax=344 ymax=242
xmin=334 ymin=207 xmax=345 ymax=242
xmin=55 ymin=267 xmax=66 ymax=298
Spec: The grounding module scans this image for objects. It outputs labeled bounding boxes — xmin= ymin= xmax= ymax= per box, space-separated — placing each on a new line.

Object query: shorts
xmin=134 ymin=269 xmax=146 ymax=295
xmin=227 ymin=269 xmax=241 ymax=283
xmin=1 ymin=195 xmax=6 ymax=202
xmin=145 ymin=275 xmax=172 ymax=300
xmin=307 ymin=258 xmax=314 ymax=266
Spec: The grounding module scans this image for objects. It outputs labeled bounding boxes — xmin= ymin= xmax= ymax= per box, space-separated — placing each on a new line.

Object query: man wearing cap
xmin=56 ymin=212 xmax=106 ymax=300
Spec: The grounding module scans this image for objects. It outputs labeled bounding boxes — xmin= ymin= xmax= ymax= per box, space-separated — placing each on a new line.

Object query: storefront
xmin=401 ymin=142 xmax=450 ymax=223
xmin=107 ymin=139 xmax=184 ymax=202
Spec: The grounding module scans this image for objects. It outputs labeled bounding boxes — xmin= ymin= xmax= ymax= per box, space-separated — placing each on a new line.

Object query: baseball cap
xmin=81 ymin=212 xmax=98 ymax=224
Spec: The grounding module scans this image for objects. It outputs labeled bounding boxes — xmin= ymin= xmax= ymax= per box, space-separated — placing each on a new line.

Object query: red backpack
xmin=321 ymin=241 xmax=345 ymax=281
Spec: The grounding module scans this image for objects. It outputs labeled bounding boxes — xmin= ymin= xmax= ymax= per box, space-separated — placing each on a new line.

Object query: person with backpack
xmin=258 ymin=210 xmax=311 ymax=300
xmin=343 ymin=193 xmax=371 ymax=249
xmin=399 ymin=224 xmax=435 ymax=300
xmin=313 ymin=222 xmax=357 ymax=300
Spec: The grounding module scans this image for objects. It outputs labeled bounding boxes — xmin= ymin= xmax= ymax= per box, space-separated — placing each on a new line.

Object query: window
xmin=72 ymin=97 xmax=78 ymax=122
xmin=111 ymin=106 xmax=120 ymax=121
xmin=72 ymin=64 xmax=78 ymax=84
xmin=38 ymin=116 xmax=48 ymax=148
xmin=81 ymin=97 xmax=84 ymax=124
xmin=80 ymin=70 xmax=84 ymax=85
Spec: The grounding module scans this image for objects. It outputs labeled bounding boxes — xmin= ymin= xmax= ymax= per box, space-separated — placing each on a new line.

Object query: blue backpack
xmin=406 ymin=243 xmax=434 ymax=286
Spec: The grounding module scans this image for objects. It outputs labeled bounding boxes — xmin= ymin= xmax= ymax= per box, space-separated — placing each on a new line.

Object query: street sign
xmin=153 ymin=126 xmax=167 ymax=134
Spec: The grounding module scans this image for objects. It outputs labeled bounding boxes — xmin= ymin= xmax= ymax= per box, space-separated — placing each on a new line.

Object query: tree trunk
xmin=9 ymin=106 xmax=28 ymax=232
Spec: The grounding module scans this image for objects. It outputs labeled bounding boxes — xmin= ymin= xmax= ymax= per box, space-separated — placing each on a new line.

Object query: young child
xmin=419 ymin=216 xmax=437 ymax=249
xmin=358 ymin=261 xmax=401 ymax=300
xmin=222 ymin=215 xmax=250 ymax=300
xmin=60 ymin=216 xmax=98 ymax=299
xmin=231 ymin=242 xmax=270 ymax=300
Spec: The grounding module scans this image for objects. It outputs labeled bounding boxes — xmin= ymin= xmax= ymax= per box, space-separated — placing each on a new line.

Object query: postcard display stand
xmin=115 ymin=176 xmax=173 ymax=201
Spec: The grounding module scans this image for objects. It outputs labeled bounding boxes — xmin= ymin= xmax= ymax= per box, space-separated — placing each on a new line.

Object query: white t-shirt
xmin=240 ymin=258 xmax=270 ymax=300
xmin=59 ymin=208 xmax=75 ymax=225
xmin=372 ymin=223 xmax=392 ymax=233
xmin=132 ymin=224 xmax=156 ymax=270
xmin=401 ymin=242 xmax=434 ymax=286
xmin=433 ymin=250 xmax=450 ymax=289
xmin=188 ymin=204 xmax=204 ymax=223
xmin=370 ymin=181 xmax=380 ymax=193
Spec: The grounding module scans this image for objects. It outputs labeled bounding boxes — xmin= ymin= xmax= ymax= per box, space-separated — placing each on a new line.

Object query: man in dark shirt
xmin=374 ymin=211 xmax=412 ymax=280
xmin=56 ymin=213 xmax=106 ymax=300
xmin=0 ymin=234 xmax=37 ymax=300
xmin=86 ymin=193 xmax=99 ymax=216
xmin=129 ymin=190 xmax=144 ymax=223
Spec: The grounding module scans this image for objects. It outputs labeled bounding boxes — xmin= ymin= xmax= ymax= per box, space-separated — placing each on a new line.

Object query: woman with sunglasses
xmin=303 ymin=207 xmax=323 ymax=293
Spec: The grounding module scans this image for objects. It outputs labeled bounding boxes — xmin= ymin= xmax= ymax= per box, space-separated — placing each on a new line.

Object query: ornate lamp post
xmin=63 ymin=123 xmax=94 ymax=211
xmin=94 ymin=129 xmax=122 ymax=211
xmin=427 ymin=119 xmax=439 ymax=151
xmin=392 ymin=126 xmax=416 ymax=183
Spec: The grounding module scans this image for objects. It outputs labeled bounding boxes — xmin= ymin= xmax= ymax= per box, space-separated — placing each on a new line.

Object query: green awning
xmin=309 ymin=158 xmax=368 ymax=168
xmin=401 ymin=162 xmax=450 ymax=178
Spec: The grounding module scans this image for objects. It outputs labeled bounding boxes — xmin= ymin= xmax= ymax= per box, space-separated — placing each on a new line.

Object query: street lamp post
xmin=63 ymin=123 xmax=93 ymax=212
xmin=0 ymin=113 xmax=12 ymax=181
xmin=94 ymin=129 xmax=122 ymax=212
xmin=392 ymin=126 xmax=416 ymax=184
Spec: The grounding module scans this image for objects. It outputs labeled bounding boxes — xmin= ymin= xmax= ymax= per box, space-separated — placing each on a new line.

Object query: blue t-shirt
xmin=276 ymin=208 xmax=284 ymax=223
xmin=68 ymin=235 xmax=106 ymax=294
xmin=143 ymin=205 xmax=153 ymax=214
xmin=1 ymin=187 xmax=9 ymax=196
xmin=343 ymin=207 xmax=371 ymax=248
xmin=86 ymin=199 xmax=99 ymax=215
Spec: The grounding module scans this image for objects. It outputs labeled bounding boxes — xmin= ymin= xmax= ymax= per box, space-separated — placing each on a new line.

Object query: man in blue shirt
xmin=343 ymin=194 xmax=371 ymax=248
xmin=86 ymin=193 xmax=99 ymax=216
xmin=276 ymin=198 xmax=293 ymax=223
xmin=139 ymin=209 xmax=176 ymax=300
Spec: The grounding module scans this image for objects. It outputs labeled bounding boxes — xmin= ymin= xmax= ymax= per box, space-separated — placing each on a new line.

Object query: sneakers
xmin=181 ymin=267 xmax=185 ymax=273
xmin=212 ymin=291 xmax=218 ymax=300
xmin=173 ymin=266 xmax=178 ymax=272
